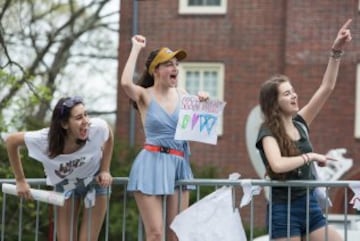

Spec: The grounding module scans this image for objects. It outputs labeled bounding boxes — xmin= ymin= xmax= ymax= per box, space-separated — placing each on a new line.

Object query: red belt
xmin=144 ymin=144 xmax=185 ymax=157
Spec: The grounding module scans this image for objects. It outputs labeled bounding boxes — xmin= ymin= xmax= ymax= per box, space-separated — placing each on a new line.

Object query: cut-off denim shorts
xmin=54 ymin=179 xmax=111 ymax=199
xmin=268 ymin=190 xmax=326 ymax=239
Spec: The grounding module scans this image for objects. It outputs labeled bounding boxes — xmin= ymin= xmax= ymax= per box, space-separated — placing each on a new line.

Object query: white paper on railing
xmin=1 ymin=183 xmax=65 ymax=206
xmin=170 ymin=172 xmax=248 ymax=241
xmin=240 ymin=179 xmax=261 ymax=208
xmin=170 ymin=186 xmax=247 ymax=241
xmin=349 ymin=182 xmax=360 ymax=210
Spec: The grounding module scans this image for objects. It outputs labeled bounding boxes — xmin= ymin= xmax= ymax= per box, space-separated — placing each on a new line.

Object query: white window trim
xmin=178 ymin=62 xmax=225 ymax=135
xmin=178 ymin=0 xmax=227 ymax=15
xmin=355 ymin=63 xmax=360 ymax=138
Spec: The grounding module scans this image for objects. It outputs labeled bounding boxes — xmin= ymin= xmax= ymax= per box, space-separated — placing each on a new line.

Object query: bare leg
xmin=56 ymin=197 xmax=81 ymax=241
xmin=272 ymin=237 xmax=301 ymax=241
xmin=308 ymin=225 xmax=343 ymax=241
xmin=78 ymin=195 xmax=108 ymax=241
xmin=166 ymin=190 xmax=189 ymax=241
xmin=134 ymin=192 xmax=164 ymax=241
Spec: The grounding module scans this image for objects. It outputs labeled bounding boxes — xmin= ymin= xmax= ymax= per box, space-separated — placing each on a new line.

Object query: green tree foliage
xmin=0 ymin=0 xmax=118 ymax=131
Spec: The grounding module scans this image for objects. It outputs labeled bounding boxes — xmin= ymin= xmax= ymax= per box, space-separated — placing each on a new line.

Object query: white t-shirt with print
xmin=24 ymin=118 xmax=109 ymax=186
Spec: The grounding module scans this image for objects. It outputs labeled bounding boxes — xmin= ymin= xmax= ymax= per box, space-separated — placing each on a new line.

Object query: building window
xmin=178 ymin=62 xmax=225 ymax=135
xmin=355 ymin=63 xmax=360 ymax=138
xmin=178 ymin=0 xmax=227 ymax=15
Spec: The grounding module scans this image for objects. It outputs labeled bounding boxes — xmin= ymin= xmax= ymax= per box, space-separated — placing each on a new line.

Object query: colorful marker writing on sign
xmin=175 ymin=95 xmax=226 ymax=145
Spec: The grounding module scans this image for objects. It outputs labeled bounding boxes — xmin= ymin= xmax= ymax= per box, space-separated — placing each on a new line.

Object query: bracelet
xmin=301 ymin=154 xmax=307 ymax=165
xmin=304 ymin=153 xmax=311 ymax=165
xmin=330 ymin=48 xmax=344 ymax=59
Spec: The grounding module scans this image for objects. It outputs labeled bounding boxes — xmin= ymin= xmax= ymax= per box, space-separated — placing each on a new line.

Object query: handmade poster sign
xmin=175 ymin=95 xmax=226 ymax=145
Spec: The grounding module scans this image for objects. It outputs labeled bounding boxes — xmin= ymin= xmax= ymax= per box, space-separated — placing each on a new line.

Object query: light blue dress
xmin=127 ymin=92 xmax=193 ymax=195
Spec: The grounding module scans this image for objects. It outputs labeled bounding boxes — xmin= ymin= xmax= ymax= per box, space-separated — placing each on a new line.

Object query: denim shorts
xmin=268 ymin=191 xmax=326 ymax=239
xmin=54 ymin=180 xmax=111 ymax=199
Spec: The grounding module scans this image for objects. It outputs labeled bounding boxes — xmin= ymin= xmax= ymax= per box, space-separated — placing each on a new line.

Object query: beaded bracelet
xmin=301 ymin=153 xmax=312 ymax=165
xmin=330 ymin=48 xmax=344 ymax=59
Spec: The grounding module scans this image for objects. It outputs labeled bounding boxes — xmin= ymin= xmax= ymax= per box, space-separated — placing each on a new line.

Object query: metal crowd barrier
xmin=1 ymin=178 xmax=359 ymax=241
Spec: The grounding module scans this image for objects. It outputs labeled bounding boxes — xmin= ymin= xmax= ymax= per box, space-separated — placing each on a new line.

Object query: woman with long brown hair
xmin=256 ymin=19 xmax=352 ymax=241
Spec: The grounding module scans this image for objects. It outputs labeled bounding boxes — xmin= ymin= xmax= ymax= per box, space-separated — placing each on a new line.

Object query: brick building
xmin=117 ymin=0 xmax=360 ymax=227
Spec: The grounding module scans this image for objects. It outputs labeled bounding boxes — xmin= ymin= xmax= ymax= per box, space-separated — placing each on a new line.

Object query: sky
xmin=1 ymin=0 xmax=121 ymax=131
xmin=60 ymin=0 xmax=121 ymax=125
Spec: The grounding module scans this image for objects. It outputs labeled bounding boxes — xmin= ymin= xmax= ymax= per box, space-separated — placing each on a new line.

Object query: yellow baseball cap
xmin=148 ymin=47 xmax=187 ymax=75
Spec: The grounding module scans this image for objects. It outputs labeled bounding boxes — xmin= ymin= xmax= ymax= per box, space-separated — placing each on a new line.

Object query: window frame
xmin=178 ymin=0 xmax=227 ymax=15
xmin=178 ymin=62 xmax=225 ymax=135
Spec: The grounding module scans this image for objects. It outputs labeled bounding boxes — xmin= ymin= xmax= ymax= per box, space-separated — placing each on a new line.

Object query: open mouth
xmin=170 ymin=74 xmax=177 ymax=80
xmin=79 ymin=127 xmax=88 ymax=139
xmin=169 ymin=74 xmax=178 ymax=86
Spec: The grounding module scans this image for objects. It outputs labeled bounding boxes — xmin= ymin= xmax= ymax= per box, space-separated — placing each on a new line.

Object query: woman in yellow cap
xmin=121 ymin=35 xmax=208 ymax=241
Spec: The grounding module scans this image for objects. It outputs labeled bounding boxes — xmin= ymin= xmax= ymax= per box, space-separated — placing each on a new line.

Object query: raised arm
xmin=5 ymin=132 xmax=32 ymax=198
xmin=299 ymin=19 xmax=352 ymax=125
xmin=120 ymin=35 xmax=147 ymax=102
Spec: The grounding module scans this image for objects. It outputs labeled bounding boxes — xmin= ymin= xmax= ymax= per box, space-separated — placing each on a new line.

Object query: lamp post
xmin=128 ymin=0 xmax=139 ymax=147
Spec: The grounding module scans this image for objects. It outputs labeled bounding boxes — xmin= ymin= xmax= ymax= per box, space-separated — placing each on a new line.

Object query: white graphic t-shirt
xmin=24 ymin=118 xmax=109 ymax=187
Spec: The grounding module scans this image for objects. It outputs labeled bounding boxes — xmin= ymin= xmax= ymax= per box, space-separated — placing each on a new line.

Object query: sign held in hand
xmin=175 ymin=95 xmax=226 ymax=145
xmin=2 ymin=183 xmax=65 ymax=206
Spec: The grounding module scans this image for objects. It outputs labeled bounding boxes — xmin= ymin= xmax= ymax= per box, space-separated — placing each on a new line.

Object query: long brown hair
xmin=131 ymin=48 xmax=161 ymax=109
xmin=48 ymin=97 xmax=84 ymax=158
xmin=259 ymin=74 xmax=300 ymax=178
